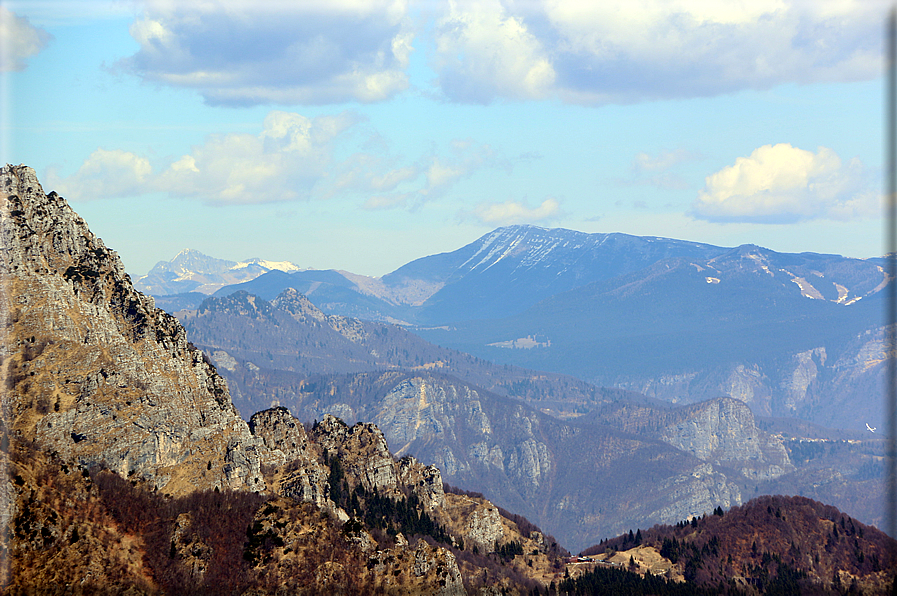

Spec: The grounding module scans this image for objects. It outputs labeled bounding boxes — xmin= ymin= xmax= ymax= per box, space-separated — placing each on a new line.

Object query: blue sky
xmin=2 ymin=0 xmax=889 ymax=277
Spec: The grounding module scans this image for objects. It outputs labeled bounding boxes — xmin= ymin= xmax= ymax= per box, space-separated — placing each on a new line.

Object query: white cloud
xmin=0 ymin=7 xmax=52 ymax=72
xmin=117 ymin=0 xmax=884 ymax=105
xmin=433 ymin=0 xmax=555 ymax=103
xmin=49 ymin=111 xmax=504 ymax=209
xmin=466 ymin=197 xmax=560 ymax=225
xmin=363 ymin=139 xmax=497 ymax=209
xmin=328 ymin=153 xmax=422 ymax=200
xmin=429 ymin=0 xmax=885 ymax=104
xmin=156 ymin=110 xmax=358 ymax=203
xmin=123 ymin=0 xmax=412 ymax=105
xmin=691 ymin=143 xmax=876 ymax=223
xmin=46 ymin=149 xmax=152 ymax=200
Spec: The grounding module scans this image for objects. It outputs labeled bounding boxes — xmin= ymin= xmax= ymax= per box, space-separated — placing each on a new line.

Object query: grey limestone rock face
xmin=781 ymin=348 xmax=826 ymax=411
xmin=314 ymin=414 xmax=400 ymax=494
xmin=373 ymin=376 xmax=552 ymax=493
xmin=1 ymin=164 xmax=264 ymax=495
xmin=411 ymin=541 xmax=466 ymax=596
xmin=465 ymin=505 xmax=504 ymax=551
xmin=307 ymin=413 xmax=452 ymax=515
xmin=659 ymin=397 xmax=792 ymax=481
xmin=249 ymin=406 xmax=312 ymax=465
xmin=397 ymin=455 xmax=446 ymax=512
xmin=249 ymin=406 xmax=328 ymax=507
xmin=650 ymin=463 xmax=743 ymax=524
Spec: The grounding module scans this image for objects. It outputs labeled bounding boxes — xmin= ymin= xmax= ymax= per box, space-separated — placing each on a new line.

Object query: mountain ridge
xmin=135 ymin=248 xmax=303 ymax=296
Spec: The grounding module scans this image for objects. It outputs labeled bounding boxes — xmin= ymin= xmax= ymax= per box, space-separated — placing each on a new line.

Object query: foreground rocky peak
xmin=1 ymin=165 xmax=266 ymax=494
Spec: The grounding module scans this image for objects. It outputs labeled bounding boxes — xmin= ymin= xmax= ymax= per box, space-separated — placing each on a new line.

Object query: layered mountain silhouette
xmin=179 ymin=287 xmax=887 ymax=552
xmin=162 ymin=226 xmax=884 ymax=433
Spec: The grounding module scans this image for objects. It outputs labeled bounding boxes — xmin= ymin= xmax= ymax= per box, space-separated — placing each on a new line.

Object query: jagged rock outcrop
xmin=271 ymin=287 xmax=328 ymax=325
xmin=365 ymin=539 xmax=466 ymax=596
xmin=1 ymin=165 xmax=263 ymax=494
xmin=273 ymin=286 xmax=369 ymax=343
xmin=314 ymin=415 xmax=401 ymax=494
xmin=465 ymin=504 xmax=504 ymax=551
xmin=398 ymin=454 xmax=446 ymax=512
xmin=249 ymin=406 xmax=312 ymax=465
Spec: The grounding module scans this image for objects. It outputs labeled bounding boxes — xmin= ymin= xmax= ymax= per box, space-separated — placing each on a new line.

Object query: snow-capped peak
xmin=232 ymin=258 xmax=302 ymax=273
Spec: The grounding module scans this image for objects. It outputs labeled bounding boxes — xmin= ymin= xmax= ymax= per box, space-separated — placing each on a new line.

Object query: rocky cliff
xmin=1 ymin=164 xmax=265 ymax=495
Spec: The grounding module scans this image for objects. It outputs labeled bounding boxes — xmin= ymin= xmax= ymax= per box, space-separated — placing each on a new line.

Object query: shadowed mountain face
xmin=415 ymin=246 xmax=887 ymax=432
xmin=179 ymin=288 xmax=621 ymax=420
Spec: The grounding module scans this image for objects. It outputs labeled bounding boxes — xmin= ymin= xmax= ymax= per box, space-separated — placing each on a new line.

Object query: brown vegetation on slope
xmin=582 ymin=495 xmax=897 ymax=594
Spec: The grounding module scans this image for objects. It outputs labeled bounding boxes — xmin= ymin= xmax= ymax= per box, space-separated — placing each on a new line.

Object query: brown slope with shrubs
xmin=582 ymin=495 xmax=897 ymax=594
xmin=3 ymin=410 xmax=565 ymax=595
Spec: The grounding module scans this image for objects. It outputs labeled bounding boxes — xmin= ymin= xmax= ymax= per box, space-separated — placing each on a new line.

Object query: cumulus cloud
xmin=465 ymin=197 xmax=560 ymax=225
xmin=0 ymin=7 xmax=52 ymax=72
xmin=432 ymin=0 xmax=555 ymax=103
xmin=46 ymin=149 xmax=152 ymax=200
xmin=122 ymin=0 xmax=412 ymax=105
xmin=691 ymin=143 xmax=876 ymax=223
xmin=156 ymin=110 xmax=358 ymax=203
xmin=116 ymin=0 xmax=884 ymax=105
xmin=48 ymin=111 xmax=505 ymax=209
xmin=430 ymin=0 xmax=884 ymax=104
xmin=46 ymin=112 xmax=358 ymax=204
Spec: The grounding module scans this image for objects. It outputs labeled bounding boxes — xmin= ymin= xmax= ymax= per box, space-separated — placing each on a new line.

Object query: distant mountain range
xmin=150 ymin=225 xmax=887 ymax=431
xmin=135 ymin=248 xmax=303 ymax=296
xmin=178 ymin=288 xmax=886 ymax=551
